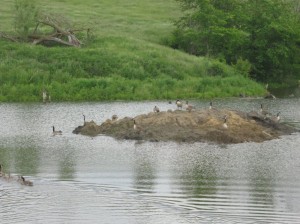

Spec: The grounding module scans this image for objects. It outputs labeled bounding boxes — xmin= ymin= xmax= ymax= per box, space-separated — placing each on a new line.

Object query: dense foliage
xmin=171 ymin=0 xmax=300 ymax=83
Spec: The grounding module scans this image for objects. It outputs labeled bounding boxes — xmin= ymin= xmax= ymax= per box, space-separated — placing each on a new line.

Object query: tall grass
xmin=0 ymin=0 xmax=266 ymax=102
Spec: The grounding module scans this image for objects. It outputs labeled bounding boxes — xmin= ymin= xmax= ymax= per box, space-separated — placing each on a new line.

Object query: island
xmin=72 ymin=109 xmax=298 ymax=144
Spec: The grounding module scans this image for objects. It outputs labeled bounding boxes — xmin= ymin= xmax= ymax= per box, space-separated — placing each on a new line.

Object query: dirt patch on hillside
xmin=73 ymin=109 xmax=298 ymax=144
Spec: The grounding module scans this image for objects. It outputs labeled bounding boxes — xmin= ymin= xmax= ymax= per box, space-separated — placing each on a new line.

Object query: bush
xmin=233 ymin=58 xmax=251 ymax=78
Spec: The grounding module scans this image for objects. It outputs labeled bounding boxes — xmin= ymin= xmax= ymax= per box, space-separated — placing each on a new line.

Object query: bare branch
xmin=0 ymin=32 xmax=19 ymax=42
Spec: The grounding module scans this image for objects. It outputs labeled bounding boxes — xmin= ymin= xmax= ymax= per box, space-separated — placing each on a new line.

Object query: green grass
xmin=0 ymin=0 xmax=180 ymax=43
xmin=0 ymin=0 xmax=266 ymax=102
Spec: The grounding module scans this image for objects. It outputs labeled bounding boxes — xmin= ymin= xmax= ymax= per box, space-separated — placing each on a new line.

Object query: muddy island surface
xmin=72 ymin=109 xmax=298 ymax=144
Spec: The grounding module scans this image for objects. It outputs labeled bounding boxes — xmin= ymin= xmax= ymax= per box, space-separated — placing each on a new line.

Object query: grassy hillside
xmin=0 ymin=0 xmax=180 ymax=44
xmin=0 ymin=0 xmax=266 ymax=102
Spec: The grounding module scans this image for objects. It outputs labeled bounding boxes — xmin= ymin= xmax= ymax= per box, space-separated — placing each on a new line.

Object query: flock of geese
xmin=260 ymin=103 xmax=281 ymax=122
xmin=151 ymin=100 xmax=280 ymax=130
xmin=51 ymin=100 xmax=281 ymax=135
xmin=0 ymin=164 xmax=33 ymax=186
xmin=155 ymin=99 xmax=229 ymax=129
xmin=2 ymin=100 xmax=282 ymax=187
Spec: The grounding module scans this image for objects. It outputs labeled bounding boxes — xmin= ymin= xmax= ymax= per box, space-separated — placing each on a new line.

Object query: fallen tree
xmin=1 ymin=0 xmax=91 ymax=47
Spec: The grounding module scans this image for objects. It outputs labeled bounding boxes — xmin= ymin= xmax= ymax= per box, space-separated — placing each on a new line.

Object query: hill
xmin=0 ymin=0 xmax=266 ymax=102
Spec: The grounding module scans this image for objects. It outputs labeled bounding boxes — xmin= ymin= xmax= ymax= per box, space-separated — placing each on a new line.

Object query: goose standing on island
xmin=209 ymin=101 xmax=213 ymax=110
xmin=133 ymin=119 xmax=138 ymax=130
xmin=153 ymin=106 xmax=160 ymax=113
xmin=223 ymin=115 xmax=228 ymax=129
xmin=176 ymin=100 xmax=183 ymax=110
xmin=112 ymin=114 xmax=118 ymax=121
xmin=276 ymin=112 xmax=281 ymax=122
xmin=260 ymin=104 xmax=269 ymax=117
xmin=185 ymin=101 xmax=195 ymax=112
xmin=83 ymin=114 xmax=89 ymax=125
xmin=271 ymin=112 xmax=281 ymax=123
xmin=133 ymin=119 xmax=143 ymax=132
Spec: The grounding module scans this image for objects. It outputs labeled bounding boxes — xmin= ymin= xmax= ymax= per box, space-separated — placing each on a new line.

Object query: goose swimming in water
xmin=83 ymin=114 xmax=87 ymax=125
xmin=18 ymin=176 xmax=33 ymax=186
xmin=52 ymin=126 xmax=62 ymax=135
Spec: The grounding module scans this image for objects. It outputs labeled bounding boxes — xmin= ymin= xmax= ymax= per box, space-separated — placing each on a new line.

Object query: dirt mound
xmin=72 ymin=109 xmax=298 ymax=144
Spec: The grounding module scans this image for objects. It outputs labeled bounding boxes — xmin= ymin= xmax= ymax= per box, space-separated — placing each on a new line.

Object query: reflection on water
xmin=133 ymin=148 xmax=157 ymax=193
xmin=271 ymin=86 xmax=300 ymax=98
xmin=1 ymin=99 xmax=300 ymax=223
xmin=58 ymin=152 xmax=76 ymax=180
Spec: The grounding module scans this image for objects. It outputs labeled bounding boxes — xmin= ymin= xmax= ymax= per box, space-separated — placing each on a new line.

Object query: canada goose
xmin=52 ymin=126 xmax=62 ymax=135
xmin=223 ymin=115 xmax=228 ymax=129
xmin=18 ymin=176 xmax=33 ymax=186
xmin=176 ymin=100 xmax=183 ymax=110
xmin=133 ymin=119 xmax=142 ymax=132
xmin=271 ymin=112 xmax=281 ymax=122
xmin=185 ymin=101 xmax=195 ymax=112
xmin=133 ymin=119 xmax=137 ymax=130
xmin=83 ymin=114 xmax=86 ymax=125
xmin=209 ymin=101 xmax=217 ymax=110
xmin=209 ymin=101 xmax=213 ymax=110
xmin=260 ymin=104 xmax=269 ymax=117
xmin=112 ymin=114 xmax=118 ymax=121
xmin=276 ymin=112 xmax=281 ymax=122
xmin=153 ymin=106 xmax=160 ymax=113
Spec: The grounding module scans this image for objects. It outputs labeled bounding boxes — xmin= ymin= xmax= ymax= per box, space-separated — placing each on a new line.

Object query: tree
xmin=173 ymin=0 xmax=248 ymax=60
xmin=242 ymin=0 xmax=300 ymax=81
xmin=172 ymin=0 xmax=300 ymax=82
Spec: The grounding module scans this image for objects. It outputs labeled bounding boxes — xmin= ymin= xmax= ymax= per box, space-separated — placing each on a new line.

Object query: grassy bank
xmin=0 ymin=0 xmax=266 ymax=102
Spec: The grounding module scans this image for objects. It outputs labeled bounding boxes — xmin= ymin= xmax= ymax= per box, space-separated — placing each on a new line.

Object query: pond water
xmin=1 ymin=98 xmax=300 ymax=224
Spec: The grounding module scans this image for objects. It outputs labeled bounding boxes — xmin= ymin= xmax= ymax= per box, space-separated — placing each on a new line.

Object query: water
xmin=1 ymin=98 xmax=300 ymax=224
